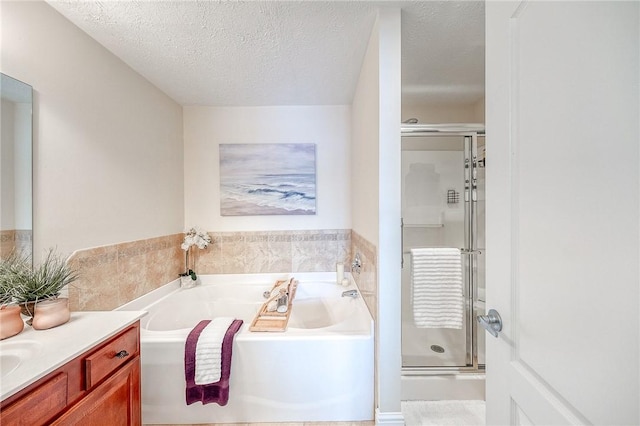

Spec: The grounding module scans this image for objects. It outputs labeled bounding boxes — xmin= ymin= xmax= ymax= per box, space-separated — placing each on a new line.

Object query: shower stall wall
xmin=400 ymin=124 xmax=485 ymax=400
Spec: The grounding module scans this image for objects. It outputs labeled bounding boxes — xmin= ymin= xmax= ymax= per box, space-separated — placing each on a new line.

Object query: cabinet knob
xmin=115 ymin=350 xmax=129 ymax=359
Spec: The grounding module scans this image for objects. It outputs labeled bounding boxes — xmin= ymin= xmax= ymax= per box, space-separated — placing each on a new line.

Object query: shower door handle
xmin=477 ymin=309 xmax=502 ymax=338
xmin=401 ymin=218 xmax=404 ymax=268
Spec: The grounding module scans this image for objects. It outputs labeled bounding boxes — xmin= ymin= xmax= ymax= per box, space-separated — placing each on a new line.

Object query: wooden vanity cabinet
xmin=0 ymin=321 xmax=141 ymax=426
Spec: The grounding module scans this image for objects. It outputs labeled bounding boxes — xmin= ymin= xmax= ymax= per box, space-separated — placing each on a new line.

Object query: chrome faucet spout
xmin=342 ymin=289 xmax=358 ymax=298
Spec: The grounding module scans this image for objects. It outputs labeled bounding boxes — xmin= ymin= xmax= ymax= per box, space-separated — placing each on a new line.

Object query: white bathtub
xmin=117 ymin=272 xmax=374 ymax=424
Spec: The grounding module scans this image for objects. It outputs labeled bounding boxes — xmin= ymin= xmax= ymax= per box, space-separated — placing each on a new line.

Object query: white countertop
xmin=0 ymin=310 xmax=147 ymax=401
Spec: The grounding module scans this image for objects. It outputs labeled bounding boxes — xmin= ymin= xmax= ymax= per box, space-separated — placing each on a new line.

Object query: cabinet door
xmin=0 ymin=373 xmax=68 ymax=426
xmin=52 ymin=358 xmax=141 ymax=426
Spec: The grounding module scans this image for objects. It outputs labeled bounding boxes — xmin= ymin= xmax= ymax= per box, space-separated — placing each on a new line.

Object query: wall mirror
xmin=1 ymin=73 xmax=33 ymax=263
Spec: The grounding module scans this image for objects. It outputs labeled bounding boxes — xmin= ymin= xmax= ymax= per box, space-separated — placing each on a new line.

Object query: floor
xmin=145 ymin=400 xmax=486 ymax=426
xmin=402 ymin=400 xmax=486 ymax=426
xmin=146 ymin=423 xmax=374 ymax=426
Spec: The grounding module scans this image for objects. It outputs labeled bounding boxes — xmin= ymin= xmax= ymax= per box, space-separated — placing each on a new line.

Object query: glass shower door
xmin=401 ymin=135 xmax=470 ymax=368
xmin=474 ymin=135 xmax=486 ymax=367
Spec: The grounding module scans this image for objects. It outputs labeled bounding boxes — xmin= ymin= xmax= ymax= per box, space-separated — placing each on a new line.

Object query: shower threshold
xmin=402 ymin=365 xmax=485 ymax=376
xmin=401 ymin=368 xmax=486 ymax=401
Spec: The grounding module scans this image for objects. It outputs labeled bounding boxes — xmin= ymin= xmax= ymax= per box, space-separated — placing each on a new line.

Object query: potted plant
xmin=0 ymin=249 xmax=78 ymax=327
xmin=0 ymin=255 xmax=25 ymax=339
xmin=179 ymin=227 xmax=212 ymax=288
xmin=0 ymin=281 xmax=24 ymax=340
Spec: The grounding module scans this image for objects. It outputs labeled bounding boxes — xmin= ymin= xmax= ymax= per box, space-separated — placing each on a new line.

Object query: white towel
xmin=194 ymin=317 xmax=235 ymax=385
xmin=410 ymin=248 xmax=463 ymax=329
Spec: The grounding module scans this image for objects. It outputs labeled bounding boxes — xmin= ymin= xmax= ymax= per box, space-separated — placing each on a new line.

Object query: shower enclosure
xmin=400 ymin=123 xmax=485 ymax=399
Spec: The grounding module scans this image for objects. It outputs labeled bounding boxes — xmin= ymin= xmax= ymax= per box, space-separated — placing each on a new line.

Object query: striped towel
xmin=410 ymin=247 xmax=463 ymax=329
xmin=194 ymin=317 xmax=234 ymax=384
xmin=185 ymin=318 xmax=243 ymax=406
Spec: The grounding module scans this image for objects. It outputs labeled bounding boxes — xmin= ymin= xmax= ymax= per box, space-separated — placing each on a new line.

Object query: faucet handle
xmin=351 ymin=253 xmax=362 ymax=274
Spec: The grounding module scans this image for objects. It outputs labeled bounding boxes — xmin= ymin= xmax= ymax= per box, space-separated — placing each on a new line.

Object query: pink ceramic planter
xmin=0 ymin=305 xmax=25 ymax=340
xmin=32 ymin=298 xmax=71 ymax=330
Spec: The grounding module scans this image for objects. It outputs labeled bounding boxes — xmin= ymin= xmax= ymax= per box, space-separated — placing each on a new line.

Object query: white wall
xmin=352 ymin=7 xmax=403 ymax=423
xmin=1 ymin=1 xmax=184 ymax=257
xmin=183 ymin=105 xmax=351 ymax=231
xmin=376 ymin=7 xmax=403 ymax=421
xmin=351 ymin=16 xmax=381 ymax=246
xmin=402 ymin=100 xmax=485 ymax=124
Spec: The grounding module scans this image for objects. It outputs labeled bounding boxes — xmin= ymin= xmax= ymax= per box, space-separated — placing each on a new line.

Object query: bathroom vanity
xmin=0 ymin=311 xmax=145 ymax=425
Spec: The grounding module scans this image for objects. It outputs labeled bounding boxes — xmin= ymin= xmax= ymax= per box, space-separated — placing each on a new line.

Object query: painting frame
xmin=219 ymin=143 xmax=317 ymax=216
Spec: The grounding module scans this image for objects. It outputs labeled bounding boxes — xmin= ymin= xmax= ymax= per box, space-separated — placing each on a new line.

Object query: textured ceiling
xmin=46 ymin=1 xmax=485 ymax=107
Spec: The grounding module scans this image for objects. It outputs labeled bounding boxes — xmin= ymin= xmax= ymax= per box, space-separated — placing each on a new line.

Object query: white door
xmin=485 ymin=2 xmax=639 ymax=425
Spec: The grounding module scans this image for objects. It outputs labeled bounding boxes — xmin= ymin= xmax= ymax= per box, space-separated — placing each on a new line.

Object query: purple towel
xmin=185 ymin=319 xmax=243 ymax=406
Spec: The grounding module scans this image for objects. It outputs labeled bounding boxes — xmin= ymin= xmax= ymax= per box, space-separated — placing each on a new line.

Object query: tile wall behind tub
xmin=194 ymin=229 xmax=352 ymax=275
xmin=0 ymin=229 xmax=32 ymax=258
xmin=0 ymin=230 xmax=16 ymax=258
xmin=350 ymin=230 xmax=377 ymax=321
xmin=67 ymin=229 xmax=352 ymax=311
xmin=67 ymin=234 xmax=183 ymax=311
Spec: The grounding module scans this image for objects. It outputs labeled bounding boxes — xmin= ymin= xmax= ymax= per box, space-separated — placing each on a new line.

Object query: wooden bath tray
xmin=249 ymin=278 xmax=297 ymax=332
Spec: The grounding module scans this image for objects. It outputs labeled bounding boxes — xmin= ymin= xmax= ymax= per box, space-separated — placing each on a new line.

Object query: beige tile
xmin=337 ymin=239 xmax=351 ymax=265
xmin=244 ymin=237 xmax=271 ymax=272
xmin=68 ymin=234 xmax=185 ymax=311
xmin=116 ymin=239 xmax=149 ymax=259
xmin=147 ymin=246 xmax=182 ymax=291
xmin=69 ymin=229 xmax=360 ymax=311
xmin=71 ymin=244 xmax=118 ymax=269
xmin=222 ymin=236 xmax=247 ymax=273
xmin=70 ymin=258 xmax=119 ymax=311
xmin=292 ymin=239 xmax=337 ymax=272
xmin=351 ymin=230 xmax=378 ymax=322
xmin=266 ymin=239 xmax=292 ymax=272
xmin=198 ymin=236 xmax=224 ymax=274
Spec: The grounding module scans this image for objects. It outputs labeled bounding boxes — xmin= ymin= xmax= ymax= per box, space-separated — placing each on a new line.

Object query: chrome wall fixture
xmin=351 ymin=253 xmax=362 ymax=275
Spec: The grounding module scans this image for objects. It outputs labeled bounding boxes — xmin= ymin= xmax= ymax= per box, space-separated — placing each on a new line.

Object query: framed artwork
xmin=219 ymin=143 xmax=316 ymax=216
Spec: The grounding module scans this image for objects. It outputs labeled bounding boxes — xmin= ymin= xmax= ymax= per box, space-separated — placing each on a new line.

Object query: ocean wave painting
xmin=219 ymin=143 xmax=316 ymax=216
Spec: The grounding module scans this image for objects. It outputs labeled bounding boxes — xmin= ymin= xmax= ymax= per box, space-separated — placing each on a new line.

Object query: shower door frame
xmin=400 ymin=126 xmax=485 ymax=375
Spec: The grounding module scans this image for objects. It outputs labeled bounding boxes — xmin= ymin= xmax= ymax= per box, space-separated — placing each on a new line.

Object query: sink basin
xmin=0 ymin=354 xmax=21 ymax=377
xmin=0 ymin=340 xmax=44 ymax=378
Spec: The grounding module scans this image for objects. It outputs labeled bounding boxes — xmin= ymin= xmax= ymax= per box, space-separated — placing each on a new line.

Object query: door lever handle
xmin=477 ymin=309 xmax=502 ymax=338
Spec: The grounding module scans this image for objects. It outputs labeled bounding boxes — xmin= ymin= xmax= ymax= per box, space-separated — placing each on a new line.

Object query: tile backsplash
xmin=0 ymin=229 xmax=32 ymax=258
xmin=68 ymin=229 xmax=355 ymax=311
xmin=195 ymin=229 xmax=351 ymax=275
xmin=67 ymin=234 xmax=183 ymax=311
xmin=350 ymin=230 xmax=378 ymax=321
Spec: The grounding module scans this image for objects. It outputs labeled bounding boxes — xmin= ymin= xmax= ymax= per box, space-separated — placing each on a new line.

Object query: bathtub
xmin=117 ymin=272 xmax=374 ymax=424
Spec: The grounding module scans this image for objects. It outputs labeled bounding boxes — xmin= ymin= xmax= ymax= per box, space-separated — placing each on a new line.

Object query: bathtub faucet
xmin=342 ymin=289 xmax=358 ymax=298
